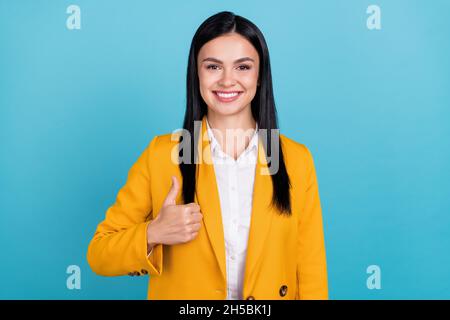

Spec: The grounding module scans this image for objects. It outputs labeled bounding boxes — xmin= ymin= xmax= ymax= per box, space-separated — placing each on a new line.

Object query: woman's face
xmin=197 ymin=32 xmax=260 ymax=117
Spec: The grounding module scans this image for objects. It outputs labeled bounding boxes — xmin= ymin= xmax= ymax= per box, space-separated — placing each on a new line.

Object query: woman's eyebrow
xmin=201 ymin=57 xmax=255 ymax=64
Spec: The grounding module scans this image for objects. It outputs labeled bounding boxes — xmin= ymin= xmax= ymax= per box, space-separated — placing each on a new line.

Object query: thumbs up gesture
xmin=146 ymin=176 xmax=203 ymax=249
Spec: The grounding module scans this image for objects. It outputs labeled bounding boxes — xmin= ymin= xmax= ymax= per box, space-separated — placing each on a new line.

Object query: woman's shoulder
xmin=277 ymin=134 xmax=320 ymax=188
xmin=148 ymin=131 xmax=181 ymax=147
xmin=142 ymin=132 xmax=180 ymax=161
xmin=279 ymin=133 xmax=315 ymax=163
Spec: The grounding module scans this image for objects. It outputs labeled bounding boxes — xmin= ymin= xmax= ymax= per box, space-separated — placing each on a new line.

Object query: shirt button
xmin=231 ymin=255 xmax=236 ymax=260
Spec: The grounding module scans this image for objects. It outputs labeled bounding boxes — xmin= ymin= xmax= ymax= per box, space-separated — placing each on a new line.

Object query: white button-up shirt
xmin=205 ymin=117 xmax=258 ymax=300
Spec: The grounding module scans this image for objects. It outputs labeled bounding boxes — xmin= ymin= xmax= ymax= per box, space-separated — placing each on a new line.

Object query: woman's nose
xmin=218 ymin=69 xmax=236 ymax=87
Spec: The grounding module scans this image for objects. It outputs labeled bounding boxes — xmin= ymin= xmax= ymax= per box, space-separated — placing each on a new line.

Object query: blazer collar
xmin=205 ymin=116 xmax=259 ymax=157
xmin=194 ymin=115 xmax=275 ymax=292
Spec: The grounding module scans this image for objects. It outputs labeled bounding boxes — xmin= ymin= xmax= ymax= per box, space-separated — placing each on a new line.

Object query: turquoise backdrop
xmin=1 ymin=0 xmax=449 ymax=299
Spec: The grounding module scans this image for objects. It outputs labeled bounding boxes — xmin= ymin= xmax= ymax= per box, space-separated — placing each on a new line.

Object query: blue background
xmin=1 ymin=0 xmax=449 ymax=299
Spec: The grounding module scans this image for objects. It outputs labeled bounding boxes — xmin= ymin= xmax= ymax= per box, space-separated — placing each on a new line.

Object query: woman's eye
xmin=206 ymin=64 xmax=220 ymax=70
xmin=237 ymin=65 xmax=251 ymax=71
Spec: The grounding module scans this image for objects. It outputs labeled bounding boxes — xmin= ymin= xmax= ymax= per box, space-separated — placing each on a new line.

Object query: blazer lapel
xmin=195 ymin=116 xmax=227 ymax=282
xmin=194 ymin=115 xmax=275 ymax=291
xmin=242 ymin=135 xmax=275 ymax=294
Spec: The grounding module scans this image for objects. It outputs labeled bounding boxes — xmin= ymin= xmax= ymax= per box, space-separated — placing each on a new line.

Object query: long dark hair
xmin=179 ymin=11 xmax=292 ymax=216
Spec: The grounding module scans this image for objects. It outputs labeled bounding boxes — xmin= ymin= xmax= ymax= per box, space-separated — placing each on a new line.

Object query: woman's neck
xmin=206 ymin=109 xmax=257 ymax=160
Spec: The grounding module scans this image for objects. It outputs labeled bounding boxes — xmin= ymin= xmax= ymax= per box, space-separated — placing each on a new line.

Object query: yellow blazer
xmin=87 ymin=115 xmax=328 ymax=300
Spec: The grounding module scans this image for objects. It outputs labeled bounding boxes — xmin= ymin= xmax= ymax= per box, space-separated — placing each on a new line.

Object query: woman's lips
xmin=213 ymin=90 xmax=243 ymax=103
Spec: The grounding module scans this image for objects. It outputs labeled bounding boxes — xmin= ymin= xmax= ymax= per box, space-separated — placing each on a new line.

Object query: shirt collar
xmin=205 ymin=117 xmax=259 ymax=156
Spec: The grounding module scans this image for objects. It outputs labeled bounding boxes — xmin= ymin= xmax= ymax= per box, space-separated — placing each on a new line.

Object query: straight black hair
xmin=179 ymin=11 xmax=292 ymax=216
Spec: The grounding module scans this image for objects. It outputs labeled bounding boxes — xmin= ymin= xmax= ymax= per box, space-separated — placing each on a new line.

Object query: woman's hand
xmin=146 ymin=176 xmax=203 ymax=251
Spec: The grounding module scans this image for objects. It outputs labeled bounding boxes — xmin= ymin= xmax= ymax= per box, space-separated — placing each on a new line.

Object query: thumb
xmin=162 ymin=176 xmax=179 ymax=207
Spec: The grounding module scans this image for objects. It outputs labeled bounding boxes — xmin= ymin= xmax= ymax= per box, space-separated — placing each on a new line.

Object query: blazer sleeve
xmin=296 ymin=146 xmax=328 ymax=299
xmin=87 ymin=136 xmax=163 ymax=277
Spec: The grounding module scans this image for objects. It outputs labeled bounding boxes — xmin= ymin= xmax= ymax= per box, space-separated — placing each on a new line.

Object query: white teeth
xmin=216 ymin=92 xmax=239 ymax=98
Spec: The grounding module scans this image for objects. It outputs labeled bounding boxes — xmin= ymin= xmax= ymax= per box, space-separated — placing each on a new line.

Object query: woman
xmin=87 ymin=11 xmax=328 ymax=300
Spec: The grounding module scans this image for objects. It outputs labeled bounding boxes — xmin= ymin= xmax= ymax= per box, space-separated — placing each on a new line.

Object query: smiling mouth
xmin=213 ymin=90 xmax=243 ymax=102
